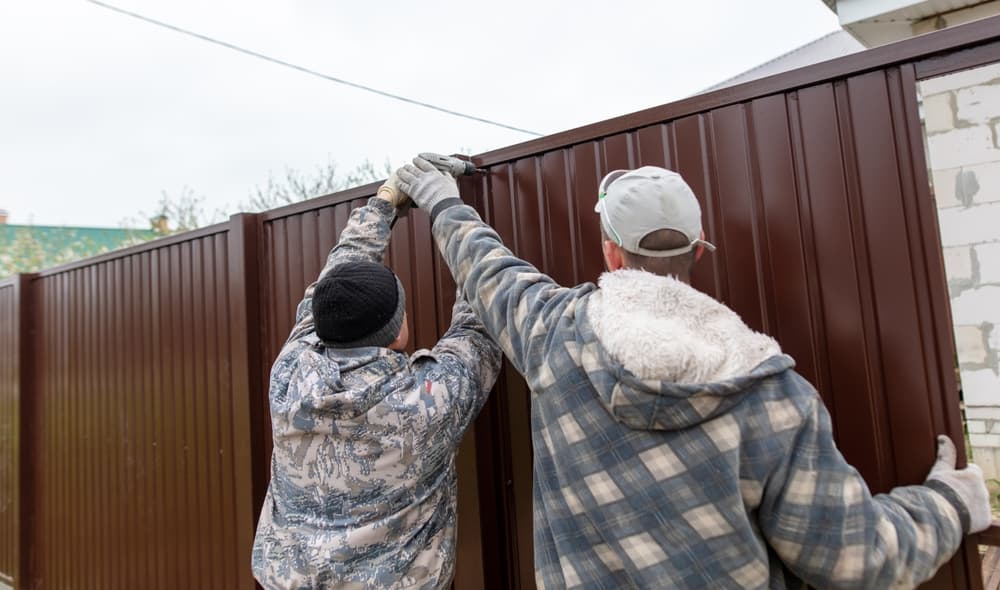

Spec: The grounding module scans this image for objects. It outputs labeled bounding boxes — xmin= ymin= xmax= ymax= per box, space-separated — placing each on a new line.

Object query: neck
xmin=621 ymin=266 xmax=691 ymax=284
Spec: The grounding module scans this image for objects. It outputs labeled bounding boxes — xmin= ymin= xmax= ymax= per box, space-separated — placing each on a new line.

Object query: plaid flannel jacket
xmin=429 ymin=200 xmax=967 ymax=589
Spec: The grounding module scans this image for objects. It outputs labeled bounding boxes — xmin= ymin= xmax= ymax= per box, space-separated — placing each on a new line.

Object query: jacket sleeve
xmin=759 ymin=394 xmax=967 ymax=589
xmin=429 ymin=202 xmax=591 ymax=382
xmin=285 ymin=197 xmax=395 ymax=344
xmin=409 ymin=296 xmax=502 ymax=446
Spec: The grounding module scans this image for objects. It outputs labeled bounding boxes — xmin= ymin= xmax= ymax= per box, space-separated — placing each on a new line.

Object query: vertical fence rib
xmin=227 ymin=213 xmax=264 ymax=588
xmin=16 ymin=274 xmax=37 ymax=590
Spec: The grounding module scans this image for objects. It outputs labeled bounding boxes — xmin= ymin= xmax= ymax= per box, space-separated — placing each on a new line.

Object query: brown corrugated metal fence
xmin=7 ymin=223 xmax=258 ymax=589
xmin=0 ymin=280 xmax=19 ymax=588
xmin=1 ymin=15 xmax=1000 ymax=589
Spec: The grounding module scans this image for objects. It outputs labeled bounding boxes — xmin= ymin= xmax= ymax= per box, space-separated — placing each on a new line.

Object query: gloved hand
xmin=396 ymin=156 xmax=459 ymax=212
xmin=925 ymin=435 xmax=992 ymax=533
xmin=376 ymin=170 xmax=410 ymax=210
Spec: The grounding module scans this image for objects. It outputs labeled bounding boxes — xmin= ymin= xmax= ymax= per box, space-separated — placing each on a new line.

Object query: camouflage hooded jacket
xmin=252 ymin=197 xmax=501 ymax=590
xmin=427 ymin=199 xmax=968 ymax=589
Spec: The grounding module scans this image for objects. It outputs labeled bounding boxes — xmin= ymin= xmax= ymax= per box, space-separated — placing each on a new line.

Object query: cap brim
xmin=595 ymin=169 xmax=631 ymax=214
xmin=695 ymin=239 xmax=717 ymax=252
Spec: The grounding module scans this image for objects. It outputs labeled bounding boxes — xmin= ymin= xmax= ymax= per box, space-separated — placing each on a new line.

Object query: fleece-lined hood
xmin=583 ymin=269 xmax=789 ymax=431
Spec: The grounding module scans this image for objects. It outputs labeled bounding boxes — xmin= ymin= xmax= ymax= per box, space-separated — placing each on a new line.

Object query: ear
xmin=602 ymin=240 xmax=626 ymax=272
xmin=694 ymin=230 xmax=708 ymax=263
xmin=388 ymin=312 xmax=409 ymax=352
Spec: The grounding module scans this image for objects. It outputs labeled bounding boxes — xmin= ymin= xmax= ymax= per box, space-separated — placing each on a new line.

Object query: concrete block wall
xmin=921 ymin=62 xmax=1000 ymax=479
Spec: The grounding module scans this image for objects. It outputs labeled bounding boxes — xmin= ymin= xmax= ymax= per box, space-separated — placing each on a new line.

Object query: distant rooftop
xmin=1 ymin=223 xmax=156 ymax=262
xmin=702 ymin=30 xmax=864 ymax=93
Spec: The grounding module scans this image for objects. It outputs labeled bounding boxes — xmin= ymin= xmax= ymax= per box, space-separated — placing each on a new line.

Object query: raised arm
xmin=286 ymin=195 xmax=396 ymax=344
xmin=409 ymin=295 xmax=502 ymax=445
xmin=397 ymin=158 xmax=590 ymax=382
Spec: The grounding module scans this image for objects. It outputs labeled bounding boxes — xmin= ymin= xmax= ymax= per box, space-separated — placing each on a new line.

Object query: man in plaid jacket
xmin=397 ymin=158 xmax=991 ymax=589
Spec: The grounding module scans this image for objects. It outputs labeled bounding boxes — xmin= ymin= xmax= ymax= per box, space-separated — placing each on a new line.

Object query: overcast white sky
xmin=0 ymin=0 xmax=841 ymax=227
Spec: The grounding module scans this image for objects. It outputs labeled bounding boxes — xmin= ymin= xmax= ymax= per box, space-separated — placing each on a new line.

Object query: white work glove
xmin=396 ymin=156 xmax=459 ymax=212
xmin=376 ymin=170 xmax=410 ymax=210
xmin=925 ymin=435 xmax=992 ymax=533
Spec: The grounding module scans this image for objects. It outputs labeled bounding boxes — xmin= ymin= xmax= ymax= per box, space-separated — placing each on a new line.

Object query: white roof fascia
xmin=836 ymin=0 xmax=924 ymax=24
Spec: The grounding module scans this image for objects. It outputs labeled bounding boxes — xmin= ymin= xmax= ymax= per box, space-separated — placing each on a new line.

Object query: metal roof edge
xmin=471 ymin=13 xmax=1000 ymax=169
xmin=33 ymin=221 xmax=229 ymax=278
xmin=0 ymin=224 xmax=154 ymax=233
xmin=700 ymin=30 xmax=861 ymax=93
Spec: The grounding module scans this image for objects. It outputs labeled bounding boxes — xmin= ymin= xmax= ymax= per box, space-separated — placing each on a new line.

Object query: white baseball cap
xmin=594 ymin=166 xmax=716 ymax=257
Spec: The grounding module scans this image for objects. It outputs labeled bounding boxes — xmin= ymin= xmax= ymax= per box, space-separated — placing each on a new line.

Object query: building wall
xmin=921 ymin=62 xmax=1000 ymax=477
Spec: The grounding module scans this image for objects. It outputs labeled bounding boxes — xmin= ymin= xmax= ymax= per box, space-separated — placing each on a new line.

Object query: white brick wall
xmin=966 ymin=406 xmax=1000 ymax=421
xmin=979 ymin=242 xmax=1000 ymax=284
xmin=949 ymin=286 xmax=1000 ymax=324
xmin=921 ymin=63 xmax=1000 ymax=478
xmin=971 ymin=447 xmax=1000 ymax=478
xmin=970 ymin=433 xmax=1000 ymax=447
xmin=932 ymin=161 xmax=1000 ymax=208
xmin=965 ymin=161 xmax=1000 ymax=204
xmin=956 ymin=84 xmax=1000 ymax=124
xmin=931 ymin=167 xmax=963 ymax=208
xmin=955 ymin=324 xmax=987 ymax=364
xmin=937 ymin=201 xmax=1000 ymax=246
xmin=920 ymin=66 xmax=1000 ymax=95
xmin=923 ymin=93 xmax=955 ymax=134
xmin=961 ymin=369 xmax=1000 ymax=407
xmin=924 ymin=126 xmax=998 ymax=169
xmin=943 ymin=246 xmax=973 ymax=281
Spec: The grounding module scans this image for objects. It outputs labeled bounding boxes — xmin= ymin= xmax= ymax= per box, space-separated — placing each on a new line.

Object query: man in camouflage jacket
xmin=397 ymin=158 xmax=991 ymax=589
xmin=252 ymin=186 xmax=502 ymax=589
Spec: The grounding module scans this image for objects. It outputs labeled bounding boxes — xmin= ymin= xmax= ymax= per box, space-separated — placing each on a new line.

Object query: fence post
xmin=14 ymin=274 xmax=36 ymax=590
xmin=227 ymin=213 xmax=264 ymax=588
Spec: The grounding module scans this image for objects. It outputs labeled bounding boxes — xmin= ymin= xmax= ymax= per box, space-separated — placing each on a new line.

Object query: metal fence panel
xmin=0 ymin=280 xmax=18 ymax=586
xmin=29 ymin=228 xmax=255 ymax=589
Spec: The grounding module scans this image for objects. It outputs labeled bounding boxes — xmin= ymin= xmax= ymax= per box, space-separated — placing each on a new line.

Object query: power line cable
xmin=83 ymin=0 xmax=544 ymax=137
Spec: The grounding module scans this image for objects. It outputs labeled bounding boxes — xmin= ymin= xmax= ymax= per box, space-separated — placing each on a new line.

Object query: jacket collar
xmin=586 ymin=269 xmax=782 ymax=385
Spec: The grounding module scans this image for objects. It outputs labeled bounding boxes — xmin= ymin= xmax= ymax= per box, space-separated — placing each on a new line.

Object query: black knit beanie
xmin=312 ymin=262 xmax=406 ymax=348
